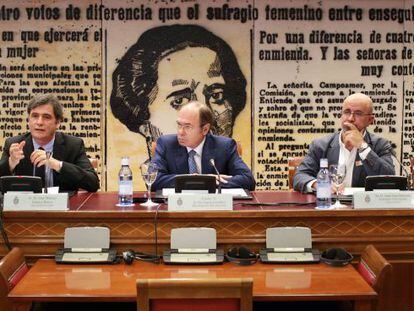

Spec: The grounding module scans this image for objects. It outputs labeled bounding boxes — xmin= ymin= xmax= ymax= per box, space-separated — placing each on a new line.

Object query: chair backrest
xmin=151 ymin=141 xmax=243 ymax=158
xmin=137 ymin=278 xmax=253 ymax=311
xmin=288 ymin=157 xmax=304 ymax=189
xmin=410 ymin=156 xmax=414 ymax=190
xmin=0 ymin=247 xmax=29 ymax=311
xmin=357 ymin=245 xmax=392 ymax=310
xmin=235 ymin=141 xmax=242 ymax=157
xmin=89 ymin=157 xmax=99 ymax=169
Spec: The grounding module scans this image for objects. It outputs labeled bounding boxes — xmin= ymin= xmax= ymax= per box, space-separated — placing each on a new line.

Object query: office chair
xmin=137 ymin=278 xmax=253 ymax=311
xmin=0 ymin=247 xmax=30 ymax=311
xmin=288 ymin=157 xmax=304 ymax=189
xmin=355 ymin=245 xmax=392 ymax=311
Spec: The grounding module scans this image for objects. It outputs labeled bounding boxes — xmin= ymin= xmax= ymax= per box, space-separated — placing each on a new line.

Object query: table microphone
xmin=388 ymin=147 xmax=412 ymax=189
xmin=209 ymin=159 xmax=221 ymax=194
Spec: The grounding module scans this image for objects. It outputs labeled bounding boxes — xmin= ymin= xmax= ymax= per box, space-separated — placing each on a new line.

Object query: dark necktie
xmin=188 ymin=150 xmax=198 ymax=174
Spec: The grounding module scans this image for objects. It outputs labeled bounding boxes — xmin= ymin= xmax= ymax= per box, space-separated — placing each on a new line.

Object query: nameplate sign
xmin=168 ymin=193 xmax=232 ymax=211
xmin=3 ymin=193 xmax=69 ymax=211
xmin=353 ymin=191 xmax=414 ymax=209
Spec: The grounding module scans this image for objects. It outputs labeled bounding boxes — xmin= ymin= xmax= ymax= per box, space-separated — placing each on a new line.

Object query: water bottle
xmin=316 ymin=158 xmax=332 ymax=209
xmin=118 ymin=157 xmax=133 ymax=206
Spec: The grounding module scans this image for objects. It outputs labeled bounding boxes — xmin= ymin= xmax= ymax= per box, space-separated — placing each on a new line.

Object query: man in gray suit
xmin=293 ymin=93 xmax=395 ymax=193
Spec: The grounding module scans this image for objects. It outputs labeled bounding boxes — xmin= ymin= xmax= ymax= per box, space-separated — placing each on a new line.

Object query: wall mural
xmin=0 ymin=0 xmax=412 ymax=191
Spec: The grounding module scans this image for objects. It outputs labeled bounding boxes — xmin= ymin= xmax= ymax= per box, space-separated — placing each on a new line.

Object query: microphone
xmin=209 ymin=158 xmax=221 ymax=194
xmin=33 ymin=146 xmax=45 ymax=177
xmin=139 ymin=121 xmax=154 ymax=160
xmin=388 ymin=147 xmax=412 ymax=190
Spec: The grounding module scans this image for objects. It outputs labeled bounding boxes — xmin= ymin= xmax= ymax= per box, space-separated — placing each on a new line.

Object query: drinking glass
xmin=140 ymin=160 xmax=158 ymax=207
xmin=329 ymin=164 xmax=347 ymax=209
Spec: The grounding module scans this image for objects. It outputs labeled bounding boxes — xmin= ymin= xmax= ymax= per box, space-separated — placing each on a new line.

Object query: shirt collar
xmin=32 ymin=135 xmax=55 ymax=153
xmin=186 ymin=137 xmax=206 ymax=156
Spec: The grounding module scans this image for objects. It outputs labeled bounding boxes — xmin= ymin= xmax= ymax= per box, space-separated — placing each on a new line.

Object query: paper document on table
xmin=267 ymin=252 xmax=314 ymax=262
xmin=62 ymin=252 xmax=110 ymax=262
xmin=343 ymin=187 xmax=365 ymax=196
xmin=220 ymin=188 xmax=248 ymax=197
xmin=170 ymin=253 xmax=217 ymax=263
xmin=162 ymin=188 xmax=249 ymax=197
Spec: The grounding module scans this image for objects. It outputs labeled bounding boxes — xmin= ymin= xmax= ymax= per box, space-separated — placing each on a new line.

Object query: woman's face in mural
xmin=148 ymin=47 xmax=233 ymax=137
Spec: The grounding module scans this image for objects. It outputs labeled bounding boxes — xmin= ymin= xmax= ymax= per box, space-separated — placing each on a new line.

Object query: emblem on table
xmin=13 ymin=196 xmax=19 ymax=205
xmin=177 ymin=197 xmax=183 ymax=206
xmin=364 ymin=194 xmax=371 ymax=203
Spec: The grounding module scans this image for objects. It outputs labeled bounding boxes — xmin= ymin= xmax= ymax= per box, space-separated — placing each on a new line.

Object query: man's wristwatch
xmin=358 ymin=142 xmax=369 ymax=152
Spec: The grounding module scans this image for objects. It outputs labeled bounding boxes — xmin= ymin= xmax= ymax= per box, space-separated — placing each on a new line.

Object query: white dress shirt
xmin=306 ymin=130 xmax=371 ymax=192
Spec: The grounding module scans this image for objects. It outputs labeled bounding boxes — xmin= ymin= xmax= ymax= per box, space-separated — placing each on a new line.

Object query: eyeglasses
xmin=341 ymin=110 xmax=373 ymax=118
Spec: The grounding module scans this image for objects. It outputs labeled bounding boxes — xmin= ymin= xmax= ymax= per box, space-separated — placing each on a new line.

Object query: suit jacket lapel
xmin=352 ymin=154 xmax=364 ymax=186
xmin=352 ymin=132 xmax=370 ymax=186
xmin=52 ymin=132 xmax=65 ymax=161
xmin=52 ymin=132 xmax=65 ymax=187
xmin=327 ymin=132 xmax=340 ymax=165
xmin=21 ymin=134 xmax=35 ymax=175
xmin=174 ymin=142 xmax=189 ymax=174
xmin=201 ymin=135 xmax=215 ymax=174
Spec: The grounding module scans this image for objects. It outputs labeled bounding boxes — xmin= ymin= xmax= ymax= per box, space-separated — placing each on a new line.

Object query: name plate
xmin=3 ymin=193 xmax=69 ymax=211
xmin=353 ymin=191 xmax=414 ymax=209
xmin=168 ymin=193 xmax=232 ymax=211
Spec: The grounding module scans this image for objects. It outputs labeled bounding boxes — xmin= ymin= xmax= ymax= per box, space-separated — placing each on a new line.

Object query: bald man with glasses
xmin=294 ymin=92 xmax=395 ymax=193
xmin=152 ymin=101 xmax=255 ymax=191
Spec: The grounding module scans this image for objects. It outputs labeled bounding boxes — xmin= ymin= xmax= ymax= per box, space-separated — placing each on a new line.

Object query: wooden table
xmin=9 ymin=260 xmax=376 ymax=311
xmin=2 ymin=191 xmax=414 ymax=311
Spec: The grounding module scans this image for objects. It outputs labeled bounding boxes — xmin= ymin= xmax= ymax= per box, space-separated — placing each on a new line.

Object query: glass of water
xmin=140 ymin=159 xmax=158 ymax=207
xmin=329 ymin=164 xmax=347 ymax=209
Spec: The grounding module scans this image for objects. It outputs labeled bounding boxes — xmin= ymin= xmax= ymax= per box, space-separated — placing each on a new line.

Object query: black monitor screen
xmin=0 ymin=176 xmax=43 ymax=194
xmin=175 ymin=175 xmax=216 ymax=193
xmin=365 ymin=175 xmax=408 ymax=191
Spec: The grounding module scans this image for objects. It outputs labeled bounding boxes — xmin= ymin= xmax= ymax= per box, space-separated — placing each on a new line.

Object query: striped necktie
xmin=188 ymin=150 xmax=198 ymax=174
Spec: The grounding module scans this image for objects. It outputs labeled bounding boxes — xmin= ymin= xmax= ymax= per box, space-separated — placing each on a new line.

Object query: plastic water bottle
xmin=118 ymin=157 xmax=133 ymax=206
xmin=316 ymin=158 xmax=332 ymax=209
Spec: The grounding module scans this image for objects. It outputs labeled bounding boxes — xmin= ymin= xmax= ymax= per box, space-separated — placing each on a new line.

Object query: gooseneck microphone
xmin=209 ymin=159 xmax=222 ymax=194
xmin=139 ymin=121 xmax=154 ymax=160
xmin=388 ymin=147 xmax=412 ymax=190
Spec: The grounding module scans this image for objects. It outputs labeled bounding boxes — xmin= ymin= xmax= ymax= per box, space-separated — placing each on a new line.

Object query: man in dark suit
xmin=152 ymin=101 xmax=255 ymax=191
xmin=0 ymin=95 xmax=99 ymax=192
xmin=294 ymin=93 xmax=395 ymax=193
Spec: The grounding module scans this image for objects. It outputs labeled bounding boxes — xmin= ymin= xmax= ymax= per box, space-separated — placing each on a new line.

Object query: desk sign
xmin=168 ymin=193 xmax=232 ymax=211
xmin=3 ymin=193 xmax=69 ymax=211
xmin=353 ymin=191 xmax=414 ymax=209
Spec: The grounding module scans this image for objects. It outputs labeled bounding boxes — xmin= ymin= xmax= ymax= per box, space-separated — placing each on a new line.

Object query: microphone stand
xmin=210 ymin=159 xmax=222 ymax=194
xmin=140 ymin=121 xmax=154 ymax=160
xmin=389 ymin=148 xmax=412 ymax=190
xmin=152 ymin=203 xmax=160 ymax=264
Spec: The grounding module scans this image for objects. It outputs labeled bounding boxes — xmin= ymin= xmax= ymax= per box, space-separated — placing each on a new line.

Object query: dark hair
xmin=27 ymin=94 xmax=64 ymax=121
xmin=110 ymin=24 xmax=246 ymax=135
